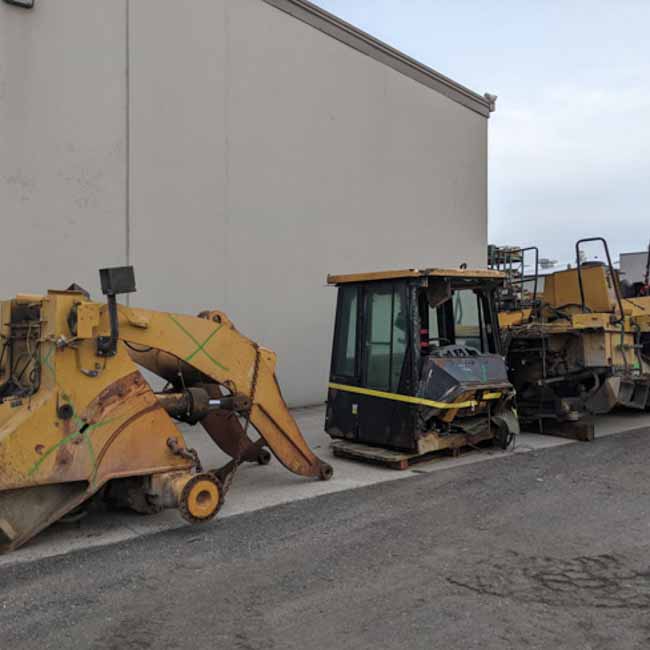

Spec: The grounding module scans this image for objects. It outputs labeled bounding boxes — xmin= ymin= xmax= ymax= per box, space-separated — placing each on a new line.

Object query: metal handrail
xmin=519 ymin=246 xmax=539 ymax=306
xmin=575 ymin=237 xmax=624 ymax=322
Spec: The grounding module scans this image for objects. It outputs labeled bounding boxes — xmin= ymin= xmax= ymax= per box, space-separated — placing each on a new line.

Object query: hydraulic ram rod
xmin=156 ymin=388 xmax=251 ymax=423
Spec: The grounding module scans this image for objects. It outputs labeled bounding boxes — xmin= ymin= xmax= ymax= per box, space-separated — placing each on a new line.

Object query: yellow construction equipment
xmin=0 ymin=267 xmax=332 ymax=552
xmin=502 ymin=238 xmax=650 ymax=439
xmin=324 ymin=267 xmax=519 ymax=468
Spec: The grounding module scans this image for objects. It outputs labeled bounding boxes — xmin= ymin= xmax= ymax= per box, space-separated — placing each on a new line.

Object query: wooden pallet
xmin=330 ymin=435 xmax=493 ymax=470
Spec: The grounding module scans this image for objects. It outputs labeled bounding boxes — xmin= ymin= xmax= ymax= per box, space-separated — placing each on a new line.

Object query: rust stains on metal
xmin=86 ymin=371 xmax=149 ymax=422
xmin=54 ymin=443 xmax=74 ymax=469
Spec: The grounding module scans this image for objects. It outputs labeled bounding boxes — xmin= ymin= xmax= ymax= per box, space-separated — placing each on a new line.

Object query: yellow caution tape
xmin=482 ymin=392 xmax=503 ymax=400
xmin=328 ymin=383 xmax=503 ymax=410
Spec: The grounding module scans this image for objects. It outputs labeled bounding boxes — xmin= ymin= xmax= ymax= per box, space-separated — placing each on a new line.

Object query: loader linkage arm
xmin=119 ymin=306 xmax=333 ymax=480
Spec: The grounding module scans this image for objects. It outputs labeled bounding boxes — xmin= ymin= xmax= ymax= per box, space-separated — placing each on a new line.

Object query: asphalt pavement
xmin=4 ymin=405 xmax=648 ymax=569
xmin=2 ymin=426 xmax=650 ymax=649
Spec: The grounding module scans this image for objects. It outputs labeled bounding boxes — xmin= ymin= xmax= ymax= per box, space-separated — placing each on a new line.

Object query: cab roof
xmin=327 ymin=267 xmax=505 ymax=285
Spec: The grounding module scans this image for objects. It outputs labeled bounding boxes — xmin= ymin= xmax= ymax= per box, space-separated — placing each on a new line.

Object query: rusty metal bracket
xmin=167 ymin=437 xmax=203 ymax=473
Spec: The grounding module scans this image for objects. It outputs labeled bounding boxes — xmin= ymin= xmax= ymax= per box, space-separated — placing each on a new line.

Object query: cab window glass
xmin=454 ymin=289 xmax=484 ymax=351
xmin=364 ymin=284 xmax=407 ymax=391
xmin=365 ymin=287 xmax=392 ymax=390
xmin=333 ymin=286 xmax=358 ymax=376
xmin=427 ymin=305 xmax=443 ymax=347
xmin=391 ymin=290 xmax=407 ymax=390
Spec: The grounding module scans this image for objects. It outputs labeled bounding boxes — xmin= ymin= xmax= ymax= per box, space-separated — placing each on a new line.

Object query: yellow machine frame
xmin=0 ymin=270 xmax=331 ymax=552
xmin=501 ymin=239 xmax=650 ymax=437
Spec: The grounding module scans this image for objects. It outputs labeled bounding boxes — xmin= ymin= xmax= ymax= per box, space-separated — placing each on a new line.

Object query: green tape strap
xmin=28 ymin=413 xmax=121 ymax=482
xmin=168 ymin=314 xmax=229 ymax=372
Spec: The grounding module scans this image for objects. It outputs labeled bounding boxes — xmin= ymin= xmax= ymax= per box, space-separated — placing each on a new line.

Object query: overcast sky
xmin=317 ymin=0 xmax=650 ymax=266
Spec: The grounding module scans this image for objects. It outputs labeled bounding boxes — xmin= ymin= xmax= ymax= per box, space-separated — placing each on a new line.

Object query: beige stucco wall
xmin=1 ymin=0 xmax=488 ymax=406
xmin=0 ymin=1 xmax=127 ymax=296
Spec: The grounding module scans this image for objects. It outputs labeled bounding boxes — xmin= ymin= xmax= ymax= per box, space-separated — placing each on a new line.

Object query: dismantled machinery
xmin=0 ymin=267 xmax=332 ymax=552
xmin=502 ymin=238 xmax=650 ymax=439
xmin=325 ymin=268 xmax=519 ymax=468
xmin=487 ymin=244 xmax=540 ymax=326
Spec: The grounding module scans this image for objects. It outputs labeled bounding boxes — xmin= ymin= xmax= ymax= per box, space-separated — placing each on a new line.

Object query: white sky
xmin=316 ymin=0 xmax=650 ymax=265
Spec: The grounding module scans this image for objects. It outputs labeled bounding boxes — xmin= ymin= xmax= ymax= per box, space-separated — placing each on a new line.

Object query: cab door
xmin=327 ymin=280 xmax=415 ymax=450
xmin=356 ymin=280 xmax=414 ymax=450
xmin=326 ymin=284 xmax=362 ymax=440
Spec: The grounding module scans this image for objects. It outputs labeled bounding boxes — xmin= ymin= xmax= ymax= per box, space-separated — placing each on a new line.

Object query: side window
xmin=391 ymin=290 xmax=407 ymax=390
xmin=427 ymin=305 xmax=442 ymax=347
xmin=364 ymin=284 xmax=408 ymax=391
xmin=454 ymin=289 xmax=484 ymax=351
xmin=365 ymin=287 xmax=392 ymax=390
xmin=480 ymin=292 xmax=499 ymax=353
xmin=332 ymin=286 xmax=358 ymax=377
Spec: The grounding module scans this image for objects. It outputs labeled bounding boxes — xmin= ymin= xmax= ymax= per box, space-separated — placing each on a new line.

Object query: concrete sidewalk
xmin=1 ymin=405 xmax=649 ymax=568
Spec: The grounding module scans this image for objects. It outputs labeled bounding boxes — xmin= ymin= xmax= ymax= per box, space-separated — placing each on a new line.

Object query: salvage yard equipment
xmin=0 ymin=267 xmax=332 ymax=552
xmin=503 ymin=238 xmax=650 ymax=440
xmin=325 ymin=268 xmax=519 ymax=468
xmin=488 ymin=244 xmax=540 ymax=320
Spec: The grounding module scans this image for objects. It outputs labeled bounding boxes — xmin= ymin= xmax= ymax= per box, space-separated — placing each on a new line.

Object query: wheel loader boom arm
xmin=115 ymin=306 xmax=331 ymax=479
